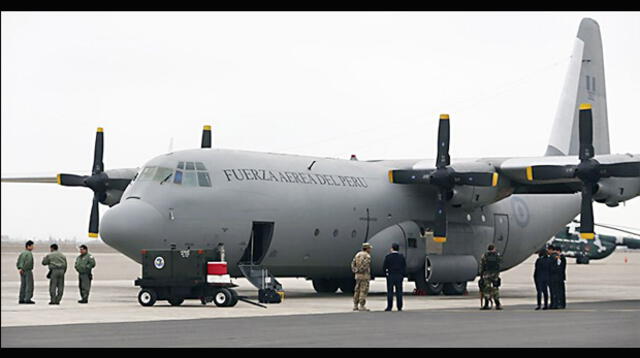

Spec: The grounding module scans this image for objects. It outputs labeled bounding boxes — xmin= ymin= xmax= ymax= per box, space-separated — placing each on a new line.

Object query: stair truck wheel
xmin=138 ymin=288 xmax=157 ymax=307
xmin=228 ymin=289 xmax=239 ymax=307
xmin=312 ymin=278 xmax=339 ymax=294
xmin=168 ymin=297 xmax=185 ymax=306
xmin=442 ymin=282 xmax=467 ymax=295
xmin=338 ymin=278 xmax=356 ymax=294
xmin=214 ymin=288 xmax=233 ymax=307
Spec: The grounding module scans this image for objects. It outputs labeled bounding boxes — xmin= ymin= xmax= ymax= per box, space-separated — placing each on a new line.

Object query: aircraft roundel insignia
xmin=154 ymin=256 xmax=165 ymax=270
xmin=511 ymin=196 xmax=530 ymax=228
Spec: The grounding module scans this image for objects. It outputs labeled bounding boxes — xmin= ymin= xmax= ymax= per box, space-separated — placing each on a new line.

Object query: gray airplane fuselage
xmin=100 ymin=148 xmax=581 ymax=279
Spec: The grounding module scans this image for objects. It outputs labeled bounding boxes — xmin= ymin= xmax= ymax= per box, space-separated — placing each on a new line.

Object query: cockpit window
xmin=172 ymin=161 xmax=211 ymax=187
xmin=153 ymin=167 xmax=174 ymax=182
xmin=197 ymin=172 xmax=212 ymax=187
xmin=139 ymin=166 xmax=157 ymax=181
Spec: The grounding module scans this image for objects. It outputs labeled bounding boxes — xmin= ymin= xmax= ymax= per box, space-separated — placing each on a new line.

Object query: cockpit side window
xmin=185 ymin=162 xmax=195 ymax=170
xmin=139 ymin=166 xmax=157 ymax=181
xmin=197 ymin=172 xmax=212 ymax=187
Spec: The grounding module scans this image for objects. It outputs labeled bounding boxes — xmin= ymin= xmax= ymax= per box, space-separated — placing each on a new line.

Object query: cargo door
xmin=239 ymin=222 xmax=275 ymax=265
xmin=493 ymin=214 xmax=509 ymax=255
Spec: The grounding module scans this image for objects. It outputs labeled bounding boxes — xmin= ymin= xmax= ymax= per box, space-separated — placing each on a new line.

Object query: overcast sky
xmin=1 ymin=11 xmax=639 ymax=242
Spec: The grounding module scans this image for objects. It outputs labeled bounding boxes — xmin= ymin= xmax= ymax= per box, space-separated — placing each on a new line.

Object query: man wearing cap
xmin=75 ymin=244 xmax=96 ymax=304
xmin=17 ymin=240 xmax=35 ymax=304
xmin=42 ymin=243 xmax=67 ymax=304
xmin=351 ymin=243 xmax=372 ymax=311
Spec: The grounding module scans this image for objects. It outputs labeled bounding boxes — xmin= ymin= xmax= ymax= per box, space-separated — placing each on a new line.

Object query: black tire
xmin=228 ymin=289 xmax=239 ymax=307
xmin=414 ymin=268 xmax=444 ymax=295
xmin=168 ymin=297 xmax=184 ymax=306
xmin=200 ymin=297 xmax=209 ymax=305
xmin=337 ymin=278 xmax=356 ymax=294
xmin=138 ymin=288 xmax=157 ymax=307
xmin=213 ymin=288 xmax=233 ymax=307
xmin=442 ymin=282 xmax=467 ymax=295
xmin=312 ymin=278 xmax=339 ymax=294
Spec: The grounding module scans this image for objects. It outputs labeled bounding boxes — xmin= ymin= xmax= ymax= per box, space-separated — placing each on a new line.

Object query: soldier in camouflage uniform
xmin=480 ymin=244 xmax=502 ymax=310
xmin=16 ymin=240 xmax=35 ymax=304
xmin=42 ymin=243 xmax=67 ymax=305
xmin=351 ymin=243 xmax=372 ymax=311
xmin=75 ymin=244 xmax=96 ymax=303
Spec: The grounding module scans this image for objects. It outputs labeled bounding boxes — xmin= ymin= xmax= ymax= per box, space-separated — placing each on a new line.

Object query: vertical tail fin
xmin=546 ymin=18 xmax=610 ymax=156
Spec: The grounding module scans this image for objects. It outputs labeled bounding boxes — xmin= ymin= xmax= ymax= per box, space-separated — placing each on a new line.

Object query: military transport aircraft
xmin=3 ymin=18 xmax=639 ymax=296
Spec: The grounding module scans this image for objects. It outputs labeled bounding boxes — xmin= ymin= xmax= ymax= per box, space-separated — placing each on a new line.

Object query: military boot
xmin=359 ymin=304 xmax=370 ymax=312
xmin=495 ymin=299 xmax=502 ymax=310
xmin=353 ymin=304 xmax=359 ymax=311
xmin=481 ymin=298 xmax=490 ymax=310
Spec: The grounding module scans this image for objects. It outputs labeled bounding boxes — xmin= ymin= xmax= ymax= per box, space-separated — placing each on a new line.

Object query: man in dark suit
xmin=533 ymin=248 xmax=550 ymax=310
xmin=557 ymin=246 xmax=567 ymax=309
xmin=383 ymin=243 xmax=406 ymax=312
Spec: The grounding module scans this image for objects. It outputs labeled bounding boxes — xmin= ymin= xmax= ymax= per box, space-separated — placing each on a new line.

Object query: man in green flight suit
xmin=17 ymin=240 xmax=35 ymax=304
xmin=480 ymin=244 xmax=502 ymax=310
xmin=75 ymin=244 xmax=96 ymax=303
xmin=42 ymin=243 xmax=67 ymax=305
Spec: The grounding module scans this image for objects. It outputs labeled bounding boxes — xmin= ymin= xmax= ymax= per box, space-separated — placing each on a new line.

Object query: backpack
xmin=484 ymin=252 xmax=500 ymax=273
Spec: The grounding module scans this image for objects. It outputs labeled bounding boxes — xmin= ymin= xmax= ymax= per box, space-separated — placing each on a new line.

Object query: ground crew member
xmin=533 ymin=248 xmax=550 ymax=310
xmin=480 ymin=244 xmax=502 ymax=310
xmin=383 ymin=243 xmax=406 ymax=312
xmin=75 ymin=244 xmax=96 ymax=303
xmin=17 ymin=240 xmax=35 ymax=304
xmin=42 ymin=243 xmax=67 ymax=305
xmin=351 ymin=242 xmax=372 ymax=311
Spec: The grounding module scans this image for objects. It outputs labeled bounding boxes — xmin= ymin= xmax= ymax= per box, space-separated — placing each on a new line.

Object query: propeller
xmin=201 ymin=125 xmax=212 ymax=148
xmin=527 ymin=104 xmax=640 ymax=239
xmin=57 ymin=127 xmax=108 ymax=238
xmin=389 ymin=114 xmax=499 ymax=242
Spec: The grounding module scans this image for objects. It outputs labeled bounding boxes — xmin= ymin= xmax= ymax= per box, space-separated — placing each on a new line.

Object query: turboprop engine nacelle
xmin=593 ymin=177 xmax=640 ymax=207
xmin=447 ymin=161 xmax=508 ymax=209
xmin=101 ymin=168 xmax=138 ymax=207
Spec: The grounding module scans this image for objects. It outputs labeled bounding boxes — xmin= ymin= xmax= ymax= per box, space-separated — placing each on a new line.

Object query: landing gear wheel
xmin=312 ymin=278 xmax=339 ymax=294
xmin=168 ymin=297 xmax=184 ymax=306
xmin=576 ymin=255 xmax=590 ymax=264
xmin=442 ymin=282 xmax=467 ymax=295
xmin=214 ymin=288 xmax=233 ymax=307
xmin=338 ymin=278 xmax=356 ymax=294
xmin=138 ymin=288 xmax=157 ymax=307
xmin=414 ymin=268 xmax=443 ymax=295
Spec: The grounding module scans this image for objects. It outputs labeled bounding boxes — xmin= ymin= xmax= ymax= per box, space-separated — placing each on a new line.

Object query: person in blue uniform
xmin=383 ymin=243 xmax=406 ymax=312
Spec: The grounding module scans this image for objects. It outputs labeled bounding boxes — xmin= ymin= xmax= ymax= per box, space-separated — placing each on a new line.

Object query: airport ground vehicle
xmin=134 ymin=248 xmax=238 ymax=307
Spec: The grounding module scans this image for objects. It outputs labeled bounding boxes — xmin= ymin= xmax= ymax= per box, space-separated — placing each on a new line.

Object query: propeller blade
xmin=89 ymin=194 xmax=100 ymax=238
xmin=599 ymin=162 xmax=640 ymax=178
xmin=433 ymin=189 xmax=447 ymax=242
xmin=527 ymin=165 xmax=577 ymax=181
xmin=57 ymin=173 xmax=88 ymax=187
xmin=92 ymin=127 xmax=104 ymax=175
xmin=436 ymin=114 xmax=450 ymax=169
xmin=201 ymin=125 xmax=212 ymax=148
xmin=578 ymin=104 xmax=594 ymax=161
xmin=453 ymin=172 xmax=499 ymax=187
xmin=579 ymin=183 xmax=595 ymax=239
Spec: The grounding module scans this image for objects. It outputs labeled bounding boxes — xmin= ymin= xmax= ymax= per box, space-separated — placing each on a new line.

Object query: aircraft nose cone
xmin=100 ymin=199 xmax=166 ymax=262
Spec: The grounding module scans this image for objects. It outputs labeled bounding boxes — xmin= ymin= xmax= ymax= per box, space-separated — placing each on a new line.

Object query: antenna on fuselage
xmin=201 ymin=125 xmax=212 ymax=148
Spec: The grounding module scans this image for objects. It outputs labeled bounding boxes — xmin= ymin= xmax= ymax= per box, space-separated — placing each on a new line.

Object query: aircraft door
xmin=239 ymin=222 xmax=275 ymax=265
xmin=493 ymin=214 xmax=510 ymax=255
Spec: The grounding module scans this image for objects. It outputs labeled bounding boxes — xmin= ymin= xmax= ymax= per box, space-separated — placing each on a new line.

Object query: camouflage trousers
xmin=353 ymin=279 xmax=370 ymax=307
xmin=481 ymin=274 xmax=500 ymax=300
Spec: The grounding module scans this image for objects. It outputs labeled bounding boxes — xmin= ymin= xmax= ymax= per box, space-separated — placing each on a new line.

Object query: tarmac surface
xmin=2 ymin=244 xmax=639 ymax=347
